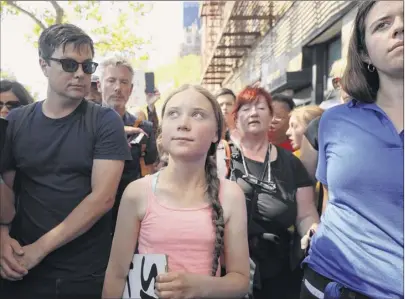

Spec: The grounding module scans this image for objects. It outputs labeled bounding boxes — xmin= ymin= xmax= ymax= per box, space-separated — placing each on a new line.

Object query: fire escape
xmin=200 ymin=1 xmax=292 ymax=89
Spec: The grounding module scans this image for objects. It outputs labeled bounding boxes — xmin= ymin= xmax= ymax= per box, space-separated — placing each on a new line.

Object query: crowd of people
xmin=0 ymin=1 xmax=403 ymax=299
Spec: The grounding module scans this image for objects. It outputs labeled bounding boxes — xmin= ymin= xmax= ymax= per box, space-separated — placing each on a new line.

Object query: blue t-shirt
xmin=303 ymin=100 xmax=404 ymax=299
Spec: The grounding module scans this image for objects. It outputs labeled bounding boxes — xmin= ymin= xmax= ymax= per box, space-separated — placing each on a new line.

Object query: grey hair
xmin=99 ymin=56 xmax=134 ymax=80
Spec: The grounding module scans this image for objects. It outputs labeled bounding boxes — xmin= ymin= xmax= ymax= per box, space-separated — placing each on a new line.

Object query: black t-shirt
xmin=0 ymin=118 xmax=7 ymax=160
xmin=304 ymin=117 xmax=320 ymax=151
xmin=112 ymin=111 xmax=158 ymax=211
xmin=229 ymin=145 xmax=313 ymax=277
xmin=1 ymin=100 xmax=131 ymax=279
xmin=121 ymin=111 xmax=157 ymax=185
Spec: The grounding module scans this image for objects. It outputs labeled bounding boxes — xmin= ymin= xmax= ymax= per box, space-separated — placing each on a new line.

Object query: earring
xmin=367 ymin=64 xmax=376 ymax=72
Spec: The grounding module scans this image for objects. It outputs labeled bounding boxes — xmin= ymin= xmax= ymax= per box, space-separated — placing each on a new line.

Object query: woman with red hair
xmin=227 ymin=86 xmax=319 ymax=299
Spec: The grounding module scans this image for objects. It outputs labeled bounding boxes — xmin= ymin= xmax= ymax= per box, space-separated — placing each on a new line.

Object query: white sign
xmin=123 ymin=254 xmax=168 ymax=299
xmin=127 ymin=70 xmax=147 ymax=108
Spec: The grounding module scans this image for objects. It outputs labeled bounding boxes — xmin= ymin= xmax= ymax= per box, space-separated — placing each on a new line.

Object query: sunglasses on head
xmin=48 ymin=57 xmax=98 ymax=74
xmin=0 ymin=101 xmax=21 ymax=110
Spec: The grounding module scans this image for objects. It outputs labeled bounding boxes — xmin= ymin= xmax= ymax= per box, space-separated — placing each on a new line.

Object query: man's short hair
xmin=38 ymin=24 xmax=94 ymax=59
xmin=271 ymin=93 xmax=296 ymax=111
xmin=99 ymin=56 xmax=134 ymax=80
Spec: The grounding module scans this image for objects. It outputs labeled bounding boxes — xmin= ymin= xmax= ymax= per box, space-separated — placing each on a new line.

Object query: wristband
xmin=0 ymin=221 xmax=12 ymax=226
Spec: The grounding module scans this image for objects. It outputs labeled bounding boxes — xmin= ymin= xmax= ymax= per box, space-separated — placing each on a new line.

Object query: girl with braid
xmin=103 ymin=84 xmax=250 ymax=299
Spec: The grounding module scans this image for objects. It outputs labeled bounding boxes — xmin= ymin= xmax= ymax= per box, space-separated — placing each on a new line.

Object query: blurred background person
xmin=0 ymin=79 xmax=34 ymax=228
xmin=85 ymin=75 xmax=102 ymax=105
xmin=215 ymin=88 xmax=237 ymax=178
xmin=299 ymin=60 xmax=351 ymax=214
xmin=215 ymin=87 xmax=236 ymax=141
xmin=1 ymin=79 xmax=34 ymax=118
xmin=268 ymin=94 xmax=295 ymax=152
xmin=98 ymin=56 xmax=158 ymax=233
xmin=228 ymin=86 xmax=318 ymax=299
xmin=286 ymin=105 xmax=324 ymax=158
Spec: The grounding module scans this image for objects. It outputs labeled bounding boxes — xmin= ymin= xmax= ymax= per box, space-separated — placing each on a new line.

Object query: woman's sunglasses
xmin=0 ymin=101 xmax=21 ymax=110
xmin=48 ymin=58 xmax=98 ymax=74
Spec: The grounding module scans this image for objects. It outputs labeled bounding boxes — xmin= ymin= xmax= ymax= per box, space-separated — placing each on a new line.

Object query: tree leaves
xmin=154 ymin=55 xmax=202 ymax=100
xmin=1 ymin=1 xmax=151 ymax=59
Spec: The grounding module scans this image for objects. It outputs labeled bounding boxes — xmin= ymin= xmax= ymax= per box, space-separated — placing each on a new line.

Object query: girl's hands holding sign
xmin=155 ymin=272 xmax=201 ymax=299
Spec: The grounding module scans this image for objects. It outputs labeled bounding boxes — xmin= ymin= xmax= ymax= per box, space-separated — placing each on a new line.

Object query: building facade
xmin=200 ymin=1 xmax=359 ymax=105
xmin=180 ymin=1 xmax=201 ymax=57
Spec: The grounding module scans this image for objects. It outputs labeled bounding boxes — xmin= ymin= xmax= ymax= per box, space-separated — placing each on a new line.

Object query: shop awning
xmin=268 ymin=68 xmax=312 ymax=94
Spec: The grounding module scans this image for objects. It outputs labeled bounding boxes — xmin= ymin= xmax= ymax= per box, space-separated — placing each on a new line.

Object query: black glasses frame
xmin=48 ymin=57 xmax=98 ymax=74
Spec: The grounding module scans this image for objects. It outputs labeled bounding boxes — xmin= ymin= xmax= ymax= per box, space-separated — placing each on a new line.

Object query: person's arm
xmin=0 ymin=112 xmax=28 ymax=280
xmin=35 ymin=109 xmax=132 ymax=256
xmin=102 ymin=179 xmax=147 ymax=298
xmin=0 ymin=111 xmax=18 ymax=224
xmin=198 ymin=181 xmax=250 ymax=298
xmin=322 ymin=185 xmax=329 ymax=214
xmin=147 ymin=105 xmax=159 ymax=136
xmin=291 ymin=155 xmax=320 ymax=236
xmin=0 ymin=172 xmax=16 ymax=224
xmin=143 ymin=122 xmax=158 ymax=166
xmin=300 ymin=135 xmax=318 ymax=181
xmin=296 ymin=186 xmax=320 ymax=236
xmin=146 ymin=90 xmax=160 ymax=136
xmin=36 ymin=159 xmax=124 ymax=254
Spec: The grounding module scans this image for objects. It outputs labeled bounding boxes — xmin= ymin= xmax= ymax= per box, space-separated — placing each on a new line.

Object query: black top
xmin=0 ymin=118 xmax=8 ymax=161
xmin=1 ymin=100 xmax=131 ymax=279
xmin=120 ymin=111 xmax=158 ymax=187
xmin=229 ymin=145 xmax=313 ymax=278
xmin=304 ymin=117 xmax=320 ymax=151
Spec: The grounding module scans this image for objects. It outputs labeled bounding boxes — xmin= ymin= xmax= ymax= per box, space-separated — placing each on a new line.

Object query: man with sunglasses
xmin=0 ymin=24 xmax=131 ymax=298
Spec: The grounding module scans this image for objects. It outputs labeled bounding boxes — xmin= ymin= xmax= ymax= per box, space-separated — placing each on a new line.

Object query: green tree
xmin=0 ymin=69 xmax=40 ymax=101
xmin=0 ymin=68 xmax=16 ymax=80
xmin=154 ymin=54 xmax=201 ymax=100
xmin=152 ymin=54 xmax=202 ymax=108
xmin=0 ymin=1 xmax=151 ymax=59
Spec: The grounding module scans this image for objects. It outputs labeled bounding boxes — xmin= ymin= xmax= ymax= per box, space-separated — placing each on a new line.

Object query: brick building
xmin=200 ymin=1 xmax=359 ymax=105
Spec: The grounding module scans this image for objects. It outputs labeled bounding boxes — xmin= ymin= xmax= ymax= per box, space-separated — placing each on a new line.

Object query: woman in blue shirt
xmin=301 ymin=1 xmax=404 ymax=299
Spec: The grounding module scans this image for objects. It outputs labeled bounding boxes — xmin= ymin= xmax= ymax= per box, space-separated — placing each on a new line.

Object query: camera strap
xmin=240 ymin=143 xmax=273 ymax=184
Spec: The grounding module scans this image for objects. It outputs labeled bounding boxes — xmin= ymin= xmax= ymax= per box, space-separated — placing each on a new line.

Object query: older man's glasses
xmin=48 ymin=58 xmax=98 ymax=74
xmin=0 ymin=101 xmax=21 ymax=110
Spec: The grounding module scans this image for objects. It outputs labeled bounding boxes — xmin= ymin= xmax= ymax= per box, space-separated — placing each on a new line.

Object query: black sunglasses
xmin=0 ymin=101 xmax=21 ymax=110
xmin=48 ymin=58 xmax=98 ymax=74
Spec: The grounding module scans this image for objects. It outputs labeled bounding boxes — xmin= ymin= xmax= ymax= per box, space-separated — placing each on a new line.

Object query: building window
xmin=186 ymin=36 xmax=192 ymax=44
xmin=326 ymin=36 xmax=342 ymax=90
xmin=327 ymin=37 xmax=341 ymax=74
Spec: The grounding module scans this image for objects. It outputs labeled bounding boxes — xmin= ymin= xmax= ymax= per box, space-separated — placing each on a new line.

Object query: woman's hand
xmin=301 ymin=222 xmax=319 ymax=251
xmin=155 ymin=272 xmax=201 ymax=299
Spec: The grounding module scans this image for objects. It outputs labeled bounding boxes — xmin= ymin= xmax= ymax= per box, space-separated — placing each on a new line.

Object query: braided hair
xmin=157 ymin=84 xmax=225 ymax=276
